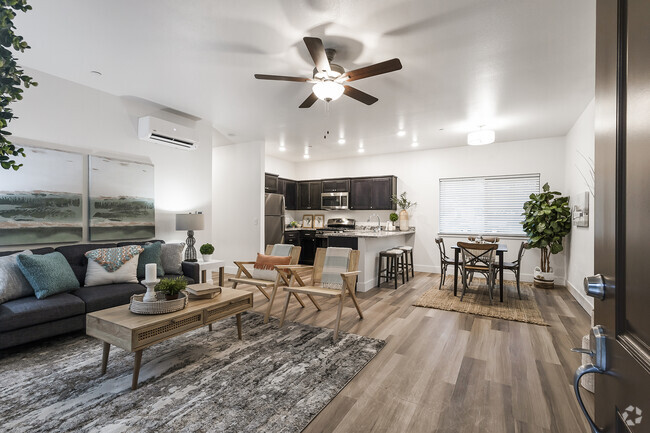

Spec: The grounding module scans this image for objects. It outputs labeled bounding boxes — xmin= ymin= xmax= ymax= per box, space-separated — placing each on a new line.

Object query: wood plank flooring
xmin=217 ymin=271 xmax=593 ymax=433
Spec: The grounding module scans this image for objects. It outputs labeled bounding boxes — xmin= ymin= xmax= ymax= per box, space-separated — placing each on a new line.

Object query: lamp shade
xmin=175 ymin=213 xmax=205 ymax=231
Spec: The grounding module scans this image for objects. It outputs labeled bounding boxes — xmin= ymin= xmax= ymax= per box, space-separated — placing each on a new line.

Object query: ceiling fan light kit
xmin=467 ymin=129 xmax=496 ymax=146
xmin=313 ymin=81 xmax=344 ymax=101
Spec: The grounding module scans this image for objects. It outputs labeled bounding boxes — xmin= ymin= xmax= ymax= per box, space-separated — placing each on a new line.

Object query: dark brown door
xmin=371 ymin=177 xmax=394 ymax=210
xmin=309 ymin=181 xmax=322 ymax=210
xmin=586 ymin=1 xmax=650 ymax=431
xmin=297 ymin=182 xmax=310 ymax=209
xmin=350 ymin=178 xmax=372 ymax=210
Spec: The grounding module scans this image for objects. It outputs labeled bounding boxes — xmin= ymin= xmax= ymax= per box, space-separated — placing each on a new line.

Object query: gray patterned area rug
xmin=0 ymin=313 xmax=385 ymax=433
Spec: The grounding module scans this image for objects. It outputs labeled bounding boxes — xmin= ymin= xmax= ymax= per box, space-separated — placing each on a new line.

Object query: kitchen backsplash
xmin=285 ymin=209 xmax=399 ymax=229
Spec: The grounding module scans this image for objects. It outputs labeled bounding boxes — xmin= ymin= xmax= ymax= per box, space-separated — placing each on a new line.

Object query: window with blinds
xmin=439 ymin=174 xmax=540 ymax=236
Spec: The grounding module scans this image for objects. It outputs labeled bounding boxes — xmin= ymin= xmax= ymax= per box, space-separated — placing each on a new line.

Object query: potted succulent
xmin=199 ymin=243 xmax=214 ymax=262
xmin=155 ymin=277 xmax=187 ymax=300
xmin=521 ymin=182 xmax=571 ymax=288
xmin=390 ymin=192 xmax=417 ymax=231
xmin=389 ymin=212 xmax=399 ymax=230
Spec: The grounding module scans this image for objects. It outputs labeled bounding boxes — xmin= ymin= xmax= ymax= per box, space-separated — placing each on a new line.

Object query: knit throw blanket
xmin=85 ymin=245 xmax=143 ymax=272
xmin=321 ymin=247 xmax=351 ymax=290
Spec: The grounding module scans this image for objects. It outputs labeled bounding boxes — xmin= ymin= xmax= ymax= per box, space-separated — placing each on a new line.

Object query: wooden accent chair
xmin=457 ymin=242 xmax=498 ymax=303
xmin=278 ymin=248 xmax=363 ymax=342
xmin=435 ymin=237 xmax=455 ymax=290
xmin=230 ymin=245 xmax=319 ymax=323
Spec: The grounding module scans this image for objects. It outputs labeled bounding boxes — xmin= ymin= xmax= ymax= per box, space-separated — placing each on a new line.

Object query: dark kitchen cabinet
xmin=297 ymin=181 xmax=321 ymax=210
xmin=265 ymin=173 xmax=279 ymax=193
xmin=283 ymin=230 xmax=300 ymax=246
xmin=321 ymin=178 xmax=350 ymax=193
xmin=349 ymin=176 xmax=397 ymax=210
xmin=281 ymin=179 xmax=297 ymax=210
xmin=299 ymin=230 xmax=317 ymax=264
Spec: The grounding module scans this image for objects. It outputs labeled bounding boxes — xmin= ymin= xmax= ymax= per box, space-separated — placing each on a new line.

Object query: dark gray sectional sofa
xmin=0 ymin=241 xmax=199 ymax=350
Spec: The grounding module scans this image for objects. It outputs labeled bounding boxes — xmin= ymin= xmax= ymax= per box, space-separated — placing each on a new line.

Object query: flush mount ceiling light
xmin=467 ymin=128 xmax=495 ymax=146
xmin=397 ymin=130 xmax=406 ymax=137
xmin=312 ymin=81 xmax=344 ymax=102
xmin=338 ymin=138 xmax=346 ymax=145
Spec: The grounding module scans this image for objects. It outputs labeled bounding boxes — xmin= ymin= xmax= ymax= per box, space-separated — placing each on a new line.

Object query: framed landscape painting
xmin=0 ymin=146 xmax=83 ymax=246
xmin=89 ymin=156 xmax=155 ymax=241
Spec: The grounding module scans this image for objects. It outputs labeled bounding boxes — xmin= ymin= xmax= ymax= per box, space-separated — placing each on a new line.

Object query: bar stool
xmin=397 ymin=246 xmax=414 ymax=279
xmin=378 ymin=249 xmax=406 ymax=289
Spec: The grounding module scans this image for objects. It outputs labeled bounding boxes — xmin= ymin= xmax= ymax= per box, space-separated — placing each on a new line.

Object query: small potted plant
xmin=155 ymin=277 xmax=187 ymax=300
xmin=389 ymin=212 xmax=399 ymax=230
xmin=199 ymin=243 xmax=214 ymax=262
xmin=390 ymin=192 xmax=417 ymax=231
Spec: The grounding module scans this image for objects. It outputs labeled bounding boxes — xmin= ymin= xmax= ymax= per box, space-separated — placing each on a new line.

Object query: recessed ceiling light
xmin=303 ymin=154 xmax=310 ymax=159
xmin=279 ymin=146 xmax=286 ymax=152
xmin=467 ymin=129 xmax=495 ymax=146
xmin=397 ymin=130 xmax=406 ymax=137
xmin=338 ymin=138 xmax=346 ymax=145
xmin=411 ymin=142 xmax=419 ymax=147
xmin=358 ymin=148 xmax=365 ymax=153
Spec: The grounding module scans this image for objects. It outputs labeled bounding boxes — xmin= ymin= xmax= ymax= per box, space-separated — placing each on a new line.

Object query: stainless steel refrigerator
xmin=264 ymin=193 xmax=285 ymax=245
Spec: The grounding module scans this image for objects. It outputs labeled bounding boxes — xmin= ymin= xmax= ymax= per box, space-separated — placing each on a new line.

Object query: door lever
xmin=571 ymin=347 xmax=595 ymax=357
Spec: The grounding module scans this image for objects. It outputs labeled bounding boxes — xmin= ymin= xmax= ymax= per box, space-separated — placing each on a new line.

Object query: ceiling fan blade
xmin=343 ymin=86 xmax=378 ymax=105
xmin=299 ymin=92 xmax=319 ymax=108
xmin=340 ymin=58 xmax=402 ymax=82
xmin=303 ymin=37 xmax=331 ymax=74
xmin=254 ymin=74 xmax=310 ymax=82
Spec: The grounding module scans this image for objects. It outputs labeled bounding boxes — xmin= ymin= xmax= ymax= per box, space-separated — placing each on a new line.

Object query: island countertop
xmin=323 ymin=228 xmax=415 ymax=238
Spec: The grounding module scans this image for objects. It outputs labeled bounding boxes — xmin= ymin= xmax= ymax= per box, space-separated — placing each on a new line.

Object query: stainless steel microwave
xmin=321 ymin=192 xmax=349 ymax=210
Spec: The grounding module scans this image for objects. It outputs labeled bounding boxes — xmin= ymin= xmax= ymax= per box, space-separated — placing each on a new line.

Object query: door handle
xmin=572 ymin=325 xmax=606 ymax=433
xmin=584 ymin=274 xmax=606 ymax=300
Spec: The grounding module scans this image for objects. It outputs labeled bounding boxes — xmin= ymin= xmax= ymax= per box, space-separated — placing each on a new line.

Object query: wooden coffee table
xmin=86 ymin=287 xmax=253 ymax=390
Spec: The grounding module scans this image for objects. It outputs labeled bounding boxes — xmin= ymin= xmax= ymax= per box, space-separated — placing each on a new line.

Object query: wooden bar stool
xmin=377 ymin=249 xmax=406 ymax=289
xmin=397 ymin=246 xmax=414 ymax=279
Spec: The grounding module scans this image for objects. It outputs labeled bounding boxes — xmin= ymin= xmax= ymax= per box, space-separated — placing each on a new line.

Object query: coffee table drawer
xmin=134 ymin=310 xmax=204 ymax=348
xmin=205 ymin=295 xmax=252 ymax=323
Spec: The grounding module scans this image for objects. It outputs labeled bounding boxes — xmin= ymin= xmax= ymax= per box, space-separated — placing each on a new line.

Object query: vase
xmin=533 ymin=266 xmax=555 ymax=288
xmin=202 ymin=254 xmax=212 ymax=262
xmin=399 ymin=210 xmax=409 ymax=231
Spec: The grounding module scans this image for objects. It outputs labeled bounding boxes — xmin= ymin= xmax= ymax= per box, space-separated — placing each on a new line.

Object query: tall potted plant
xmin=521 ymin=182 xmax=571 ymax=288
xmin=390 ymin=192 xmax=416 ymax=231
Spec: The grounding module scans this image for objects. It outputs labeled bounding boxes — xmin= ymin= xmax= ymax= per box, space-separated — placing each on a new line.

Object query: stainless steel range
xmin=315 ymin=218 xmax=356 ymax=238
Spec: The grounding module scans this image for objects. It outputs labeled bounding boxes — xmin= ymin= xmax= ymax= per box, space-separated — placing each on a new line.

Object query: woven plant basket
xmin=129 ymin=291 xmax=188 ymax=315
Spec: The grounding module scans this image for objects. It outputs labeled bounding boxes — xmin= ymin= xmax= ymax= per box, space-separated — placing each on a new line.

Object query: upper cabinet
xmin=265 ymin=173 xmax=279 ymax=193
xmin=281 ymin=178 xmax=297 ymax=210
xmin=321 ymin=178 xmax=350 ymax=193
xmin=349 ymin=176 xmax=397 ymax=210
xmin=297 ymin=181 xmax=322 ymax=210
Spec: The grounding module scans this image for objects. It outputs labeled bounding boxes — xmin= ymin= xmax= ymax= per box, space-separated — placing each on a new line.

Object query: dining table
xmin=450 ymin=243 xmax=508 ymax=302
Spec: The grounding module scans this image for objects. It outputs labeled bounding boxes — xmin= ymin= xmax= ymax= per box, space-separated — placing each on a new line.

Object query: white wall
xmin=563 ymin=99 xmax=595 ymax=314
xmin=212 ymin=141 xmax=264 ymax=273
xmin=3 ymin=68 xmax=213 ymax=251
xmin=265 ymin=155 xmax=297 ymax=180
xmin=290 ymin=137 xmax=568 ymax=284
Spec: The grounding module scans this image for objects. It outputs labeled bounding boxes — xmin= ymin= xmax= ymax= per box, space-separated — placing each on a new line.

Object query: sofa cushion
xmin=0 ymin=247 xmax=55 ymax=257
xmin=0 ymin=250 xmax=34 ymax=304
xmin=71 ymin=283 xmax=145 ymax=313
xmin=84 ymin=253 xmax=141 ymax=287
xmin=55 ymin=243 xmax=116 ymax=286
xmin=136 ymin=242 xmax=164 ymax=280
xmin=0 ymin=293 xmax=85 ymax=332
xmin=17 ymin=252 xmax=80 ymax=299
xmin=160 ymin=243 xmax=185 ymax=275
xmin=116 ymin=240 xmax=165 ymax=247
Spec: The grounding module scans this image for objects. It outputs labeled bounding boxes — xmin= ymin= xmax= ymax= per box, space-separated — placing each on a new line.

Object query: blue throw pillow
xmin=137 ymin=242 xmax=165 ymax=280
xmin=17 ymin=252 xmax=80 ymax=299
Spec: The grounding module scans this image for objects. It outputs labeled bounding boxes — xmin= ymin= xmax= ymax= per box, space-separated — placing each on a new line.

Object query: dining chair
xmin=457 ymin=242 xmax=498 ymax=303
xmin=501 ymin=241 xmax=525 ymax=299
xmin=435 ymin=237 xmax=455 ymax=290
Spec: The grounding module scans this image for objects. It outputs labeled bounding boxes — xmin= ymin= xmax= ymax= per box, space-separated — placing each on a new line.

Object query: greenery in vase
xmin=389 ymin=212 xmax=399 ymax=222
xmin=155 ymin=277 xmax=187 ymax=296
xmin=390 ymin=192 xmax=417 ymax=211
xmin=0 ymin=0 xmax=38 ymax=171
xmin=521 ymin=182 xmax=571 ymax=273
xmin=199 ymin=243 xmax=214 ymax=255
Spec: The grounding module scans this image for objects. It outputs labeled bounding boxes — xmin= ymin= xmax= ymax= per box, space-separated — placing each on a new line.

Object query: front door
xmin=587 ymin=0 xmax=650 ymax=431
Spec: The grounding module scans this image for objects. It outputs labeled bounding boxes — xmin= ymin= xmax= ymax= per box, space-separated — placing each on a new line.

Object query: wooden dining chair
xmin=457 ymin=242 xmax=498 ymax=303
xmin=278 ymin=247 xmax=362 ymax=342
xmin=435 ymin=237 xmax=455 ymax=290
xmin=501 ymin=241 xmax=526 ymax=299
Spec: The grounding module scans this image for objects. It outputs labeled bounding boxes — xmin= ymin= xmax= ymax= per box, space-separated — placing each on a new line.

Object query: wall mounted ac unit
xmin=137 ymin=116 xmax=197 ymax=150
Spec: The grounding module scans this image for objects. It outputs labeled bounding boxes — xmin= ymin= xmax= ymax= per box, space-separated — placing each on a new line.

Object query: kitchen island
xmin=324 ymin=228 xmax=415 ymax=292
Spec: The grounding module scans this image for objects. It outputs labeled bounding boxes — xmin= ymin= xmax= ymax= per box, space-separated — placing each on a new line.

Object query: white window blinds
xmin=439 ymin=174 xmax=540 ymax=236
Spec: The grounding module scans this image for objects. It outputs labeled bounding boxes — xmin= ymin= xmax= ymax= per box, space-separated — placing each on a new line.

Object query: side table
xmin=196 ymin=259 xmax=225 ymax=286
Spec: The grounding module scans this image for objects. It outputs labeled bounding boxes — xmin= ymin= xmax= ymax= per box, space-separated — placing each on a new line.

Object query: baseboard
xmin=566 ymin=280 xmax=594 ymax=316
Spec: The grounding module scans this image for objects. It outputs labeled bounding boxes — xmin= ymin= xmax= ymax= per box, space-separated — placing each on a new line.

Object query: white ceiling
xmin=15 ymin=0 xmax=595 ymax=162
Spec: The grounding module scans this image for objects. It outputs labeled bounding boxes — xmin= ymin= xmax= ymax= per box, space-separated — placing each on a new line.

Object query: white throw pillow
xmin=0 ymin=250 xmax=34 ymax=303
xmin=84 ymin=255 xmax=139 ymax=287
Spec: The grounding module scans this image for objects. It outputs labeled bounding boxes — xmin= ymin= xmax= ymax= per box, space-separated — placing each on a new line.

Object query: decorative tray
xmin=129 ymin=291 xmax=188 ymax=315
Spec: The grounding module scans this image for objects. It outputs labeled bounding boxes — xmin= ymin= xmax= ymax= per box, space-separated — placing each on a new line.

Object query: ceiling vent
xmin=137 ymin=116 xmax=197 ymax=150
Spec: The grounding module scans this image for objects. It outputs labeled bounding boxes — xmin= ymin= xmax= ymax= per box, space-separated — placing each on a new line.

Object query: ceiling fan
xmin=254 ymin=37 xmax=402 ymax=108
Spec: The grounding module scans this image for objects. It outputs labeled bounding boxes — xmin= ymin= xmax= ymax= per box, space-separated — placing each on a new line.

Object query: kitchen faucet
xmin=368 ymin=214 xmax=381 ymax=232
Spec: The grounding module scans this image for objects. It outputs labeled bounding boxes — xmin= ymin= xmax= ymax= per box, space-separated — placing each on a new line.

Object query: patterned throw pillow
xmin=17 ymin=252 xmax=80 ymax=299
xmin=137 ymin=242 xmax=165 ymax=280
xmin=84 ymin=246 xmax=143 ymax=287
xmin=160 ymin=243 xmax=185 ymax=275
xmin=0 ymin=250 xmax=34 ymax=304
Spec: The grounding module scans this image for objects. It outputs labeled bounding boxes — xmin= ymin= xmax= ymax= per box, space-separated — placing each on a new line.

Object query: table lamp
xmin=176 ymin=212 xmax=205 ymax=262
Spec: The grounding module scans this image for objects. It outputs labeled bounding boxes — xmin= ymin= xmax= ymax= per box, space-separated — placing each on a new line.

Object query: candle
xmin=145 ymin=263 xmax=156 ymax=282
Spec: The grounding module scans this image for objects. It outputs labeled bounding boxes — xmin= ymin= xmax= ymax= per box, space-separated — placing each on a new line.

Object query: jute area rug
xmin=0 ymin=313 xmax=385 ymax=433
xmin=414 ymin=278 xmax=548 ymax=326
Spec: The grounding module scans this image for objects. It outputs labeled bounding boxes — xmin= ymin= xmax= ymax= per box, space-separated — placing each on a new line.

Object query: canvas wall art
xmin=0 ymin=146 xmax=83 ymax=246
xmin=89 ymin=156 xmax=155 ymax=241
xmin=572 ymin=191 xmax=589 ymax=228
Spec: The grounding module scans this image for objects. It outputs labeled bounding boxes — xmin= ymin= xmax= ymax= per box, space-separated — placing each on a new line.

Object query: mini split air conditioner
xmin=137 ymin=116 xmax=198 ymax=150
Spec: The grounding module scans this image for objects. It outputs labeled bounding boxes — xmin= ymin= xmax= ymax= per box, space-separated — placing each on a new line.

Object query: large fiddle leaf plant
xmin=0 ymin=0 xmax=37 ymax=171
xmin=521 ymin=182 xmax=571 ymax=273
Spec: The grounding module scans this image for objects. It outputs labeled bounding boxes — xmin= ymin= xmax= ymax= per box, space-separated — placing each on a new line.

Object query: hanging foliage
xmin=0 ymin=0 xmax=37 ymax=171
